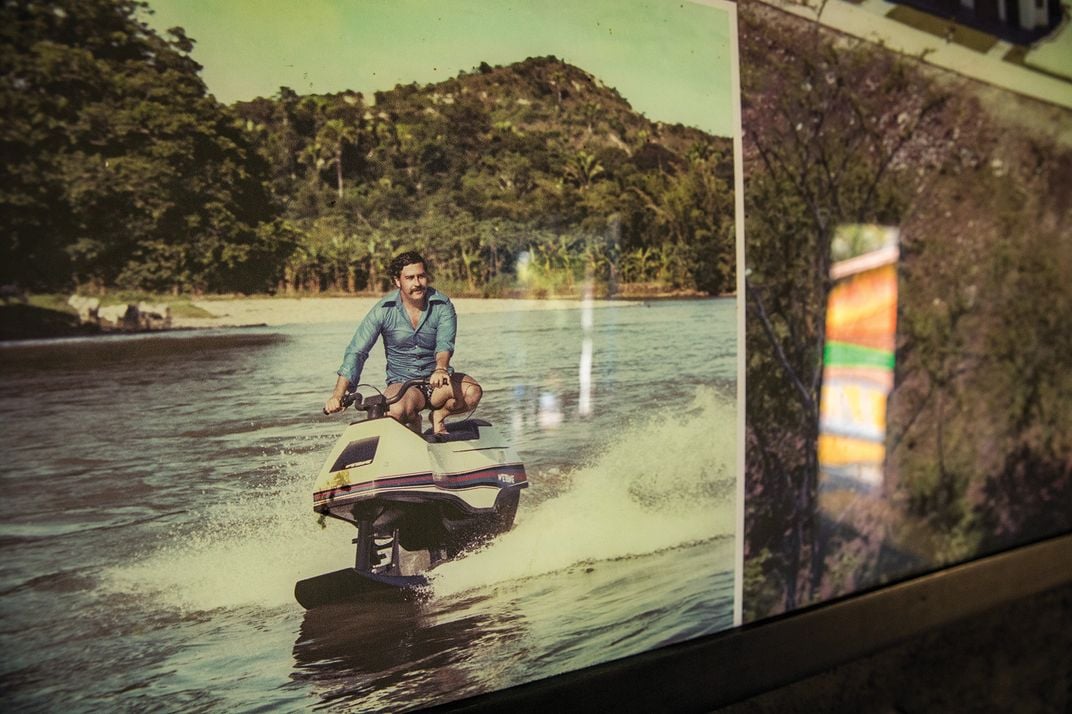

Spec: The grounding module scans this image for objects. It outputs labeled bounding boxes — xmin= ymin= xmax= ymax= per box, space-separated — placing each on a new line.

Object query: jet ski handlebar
xmin=334 ymin=378 xmax=430 ymax=420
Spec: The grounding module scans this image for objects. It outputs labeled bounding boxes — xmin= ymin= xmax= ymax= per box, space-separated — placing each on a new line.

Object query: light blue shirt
xmin=337 ymin=288 xmax=457 ymax=386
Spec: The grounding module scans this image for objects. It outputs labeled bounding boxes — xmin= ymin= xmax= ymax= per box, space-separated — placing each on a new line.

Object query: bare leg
xmin=384 ymin=383 xmax=426 ymax=434
xmin=429 ymin=373 xmax=482 ymax=435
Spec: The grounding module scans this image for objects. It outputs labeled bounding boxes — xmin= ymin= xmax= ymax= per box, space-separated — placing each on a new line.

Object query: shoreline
xmin=170 ymin=295 xmax=649 ymax=329
xmin=1 ymin=293 xmax=733 ymax=342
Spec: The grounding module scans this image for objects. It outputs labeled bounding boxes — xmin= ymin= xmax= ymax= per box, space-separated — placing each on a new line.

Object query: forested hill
xmin=2 ymin=0 xmax=735 ymax=297
xmin=234 ymin=56 xmax=736 ymax=296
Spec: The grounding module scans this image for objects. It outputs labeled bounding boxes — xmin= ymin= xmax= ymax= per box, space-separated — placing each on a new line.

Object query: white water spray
xmin=428 ymin=387 xmax=736 ymax=597
xmin=105 ymin=447 xmax=356 ymax=612
xmin=105 ymin=388 xmax=735 ymax=612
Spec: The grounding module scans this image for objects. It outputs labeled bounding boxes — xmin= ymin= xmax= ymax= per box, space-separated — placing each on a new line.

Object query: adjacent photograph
xmin=0 ymin=0 xmax=742 ymax=710
xmin=739 ymin=0 xmax=1071 ymax=621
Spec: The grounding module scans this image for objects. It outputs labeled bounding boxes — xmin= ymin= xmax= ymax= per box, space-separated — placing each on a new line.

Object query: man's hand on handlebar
xmin=323 ymin=395 xmax=345 ymax=414
xmin=325 ymin=374 xmax=354 ymax=415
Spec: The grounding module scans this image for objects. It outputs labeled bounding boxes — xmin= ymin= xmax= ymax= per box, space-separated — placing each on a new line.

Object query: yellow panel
xmin=818 ymin=434 xmax=886 ymax=465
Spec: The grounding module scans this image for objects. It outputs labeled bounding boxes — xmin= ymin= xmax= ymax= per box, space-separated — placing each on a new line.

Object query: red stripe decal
xmin=313 ymin=465 xmax=528 ymax=503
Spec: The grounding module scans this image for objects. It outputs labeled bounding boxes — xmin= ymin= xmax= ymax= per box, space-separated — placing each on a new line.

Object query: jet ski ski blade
xmin=294 ymin=568 xmax=429 ymax=609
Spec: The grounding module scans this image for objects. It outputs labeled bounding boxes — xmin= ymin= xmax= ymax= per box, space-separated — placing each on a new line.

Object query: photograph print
xmin=739 ymin=0 xmax=1071 ymax=622
xmin=0 ymin=0 xmax=742 ymax=711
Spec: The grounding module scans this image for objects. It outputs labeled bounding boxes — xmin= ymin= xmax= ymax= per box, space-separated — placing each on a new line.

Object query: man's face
xmin=395 ymin=262 xmax=429 ymax=303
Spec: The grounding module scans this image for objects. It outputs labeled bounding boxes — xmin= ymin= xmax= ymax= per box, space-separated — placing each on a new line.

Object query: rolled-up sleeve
xmin=338 ymin=309 xmax=382 ymax=385
xmin=434 ymin=299 xmax=457 ymax=355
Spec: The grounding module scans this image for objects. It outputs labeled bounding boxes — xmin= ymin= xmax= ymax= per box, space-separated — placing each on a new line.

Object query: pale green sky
xmin=142 ymin=0 xmax=736 ymax=136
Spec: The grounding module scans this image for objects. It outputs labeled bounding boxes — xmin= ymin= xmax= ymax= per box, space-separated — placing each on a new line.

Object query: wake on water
xmin=105 ymin=442 xmax=356 ymax=612
xmin=429 ymin=388 xmax=736 ymax=597
xmin=106 ymin=387 xmax=736 ymax=612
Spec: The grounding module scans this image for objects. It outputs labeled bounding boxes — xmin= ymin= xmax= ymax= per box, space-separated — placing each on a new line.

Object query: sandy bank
xmin=172 ymin=296 xmax=645 ymax=329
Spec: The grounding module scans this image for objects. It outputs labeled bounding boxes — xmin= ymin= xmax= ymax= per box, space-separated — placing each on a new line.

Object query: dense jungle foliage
xmin=742 ymin=0 xmax=1071 ymax=619
xmin=1 ymin=0 xmax=736 ymax=297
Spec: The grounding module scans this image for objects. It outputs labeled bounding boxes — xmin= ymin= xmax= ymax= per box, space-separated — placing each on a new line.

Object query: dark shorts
xmin=416 ymin=381 xmax=435 ymax=406
xmin=386 ymin=380 xmax=435 ymax=409
xmin=390 ymin=368 xmax=455 ymax=409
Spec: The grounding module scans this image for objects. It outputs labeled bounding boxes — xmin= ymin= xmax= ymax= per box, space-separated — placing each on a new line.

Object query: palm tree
xmin=564 ymin=151 xmax=605 ymax=189
xmin=310 ymin=119 xmax=359 ymax=198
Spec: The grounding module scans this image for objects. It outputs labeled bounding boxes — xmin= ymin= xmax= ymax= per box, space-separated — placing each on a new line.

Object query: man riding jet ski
xmin=297 ymin=251 xmax=527 ymax=608
xmin=323 ymin=250 xmax=481 ymax=437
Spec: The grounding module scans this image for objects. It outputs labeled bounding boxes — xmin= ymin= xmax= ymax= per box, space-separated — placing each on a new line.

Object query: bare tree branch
xmin=747 ymin=275 xmax=818 ymax=416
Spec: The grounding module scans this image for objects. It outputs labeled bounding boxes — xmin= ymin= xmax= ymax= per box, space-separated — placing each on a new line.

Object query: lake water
xmin=0 ymin=298 xmax=737 ymax=711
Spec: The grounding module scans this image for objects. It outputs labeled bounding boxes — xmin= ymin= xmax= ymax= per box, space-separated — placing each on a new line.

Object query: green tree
xmin=564 ymin=150 xmax=605 ymax=189
xmin=228 ymin=54 xmax=734 ymax=298
xmin=308 ymin=118 xmax=359 ymax=198
xmin=1 ymin=0 xmax=281 ymax=293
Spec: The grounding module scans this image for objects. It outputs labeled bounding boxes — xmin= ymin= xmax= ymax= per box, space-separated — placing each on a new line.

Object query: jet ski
xmin=295 ymin=378 xmax=528 ymax=608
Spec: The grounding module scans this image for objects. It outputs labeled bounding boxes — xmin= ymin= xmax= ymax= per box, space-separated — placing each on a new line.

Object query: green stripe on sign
xmin=824 ymin=341 xmax=895 ymax=369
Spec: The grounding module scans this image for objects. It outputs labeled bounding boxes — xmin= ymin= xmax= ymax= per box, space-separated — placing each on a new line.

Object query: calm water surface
xmin=0 ymin=298 xmax=737 ymax=712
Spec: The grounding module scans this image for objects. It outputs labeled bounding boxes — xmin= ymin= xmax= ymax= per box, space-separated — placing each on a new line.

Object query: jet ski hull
xmin=297 ymin=416 xmax=528 ymax=608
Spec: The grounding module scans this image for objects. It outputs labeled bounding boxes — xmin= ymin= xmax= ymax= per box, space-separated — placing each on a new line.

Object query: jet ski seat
xmin=422 ymin=419 xmax=491 ymax=443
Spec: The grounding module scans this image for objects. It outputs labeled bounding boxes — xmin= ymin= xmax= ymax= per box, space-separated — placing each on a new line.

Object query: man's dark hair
xmin=389 ymin=251 xmax=428 ymax=281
